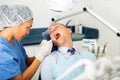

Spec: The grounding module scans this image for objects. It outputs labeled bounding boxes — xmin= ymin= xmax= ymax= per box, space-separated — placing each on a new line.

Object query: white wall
xmin=0 ymin=0 xmax=120 ymax=79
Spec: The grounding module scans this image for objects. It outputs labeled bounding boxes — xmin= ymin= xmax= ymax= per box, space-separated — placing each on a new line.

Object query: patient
xmin=40 ymin=23 xmax=96 ymax=80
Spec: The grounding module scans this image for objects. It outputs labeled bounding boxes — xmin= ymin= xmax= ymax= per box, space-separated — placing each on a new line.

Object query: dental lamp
xmin=47 ymin=0 xmax=120 ymax=37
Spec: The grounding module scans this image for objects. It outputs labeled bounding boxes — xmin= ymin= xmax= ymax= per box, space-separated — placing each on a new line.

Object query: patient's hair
xmin=49 ymin=23 xmax=67 ymax=28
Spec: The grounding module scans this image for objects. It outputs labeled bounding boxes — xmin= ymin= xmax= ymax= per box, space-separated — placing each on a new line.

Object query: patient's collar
xmin=58 ymin=46 xmax=76 ymax=54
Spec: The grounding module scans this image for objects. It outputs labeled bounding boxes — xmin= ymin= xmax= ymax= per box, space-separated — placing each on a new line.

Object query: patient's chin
xmin=53 ymin=40 xmax=58 ymax=45
xmin=53 ymin=40 xmax=60 ymax=46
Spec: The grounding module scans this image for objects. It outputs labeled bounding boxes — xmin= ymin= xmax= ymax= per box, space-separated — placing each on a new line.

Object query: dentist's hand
xmin=35 ymin=40 xmax=53 ymax=61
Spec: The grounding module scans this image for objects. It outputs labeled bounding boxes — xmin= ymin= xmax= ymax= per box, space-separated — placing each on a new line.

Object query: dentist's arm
xmin=11 ymin=40 xmax=53 ymax=80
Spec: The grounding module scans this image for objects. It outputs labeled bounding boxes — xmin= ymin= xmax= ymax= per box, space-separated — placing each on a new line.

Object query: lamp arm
xmin=83 ymin=7 xmax=120 ymax=37
xmin=52 ymin=11 xmax=84 ymax=22
xmin=51 ymin=6 xmax=120 ymax=37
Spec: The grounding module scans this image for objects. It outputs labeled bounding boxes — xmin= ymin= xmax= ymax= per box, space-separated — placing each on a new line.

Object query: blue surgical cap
xmin=0 ymin=5 xmax=33 ymax=30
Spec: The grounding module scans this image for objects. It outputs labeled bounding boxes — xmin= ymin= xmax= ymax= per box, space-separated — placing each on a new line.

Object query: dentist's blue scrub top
xmin=0 ymin=36 xmax=28 ymax=80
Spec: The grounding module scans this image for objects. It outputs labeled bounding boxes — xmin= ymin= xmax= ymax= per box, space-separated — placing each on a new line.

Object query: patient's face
xmin=48 ymin=23 xmax=72 ymax=46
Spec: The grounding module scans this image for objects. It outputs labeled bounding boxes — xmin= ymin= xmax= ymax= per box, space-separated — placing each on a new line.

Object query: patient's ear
xmin=67 ymin=28 xmax=72 ymax=34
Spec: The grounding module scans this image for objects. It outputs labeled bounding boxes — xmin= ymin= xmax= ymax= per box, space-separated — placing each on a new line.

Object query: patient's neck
xmin=60 ymin=39 xmax=73 ymax=48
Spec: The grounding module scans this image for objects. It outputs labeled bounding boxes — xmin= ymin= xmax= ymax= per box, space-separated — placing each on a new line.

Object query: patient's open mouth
xmin=55 ymin=33 xmax=60 ymax=40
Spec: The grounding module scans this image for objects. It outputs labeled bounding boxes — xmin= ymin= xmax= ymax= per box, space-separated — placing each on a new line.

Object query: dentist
xmin=0 ymin=4 xmax=52 ymax=80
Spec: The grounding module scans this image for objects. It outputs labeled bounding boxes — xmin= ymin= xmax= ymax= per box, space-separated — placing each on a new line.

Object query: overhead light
xmin=46 ymin=0 xmax=73 ymax=12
